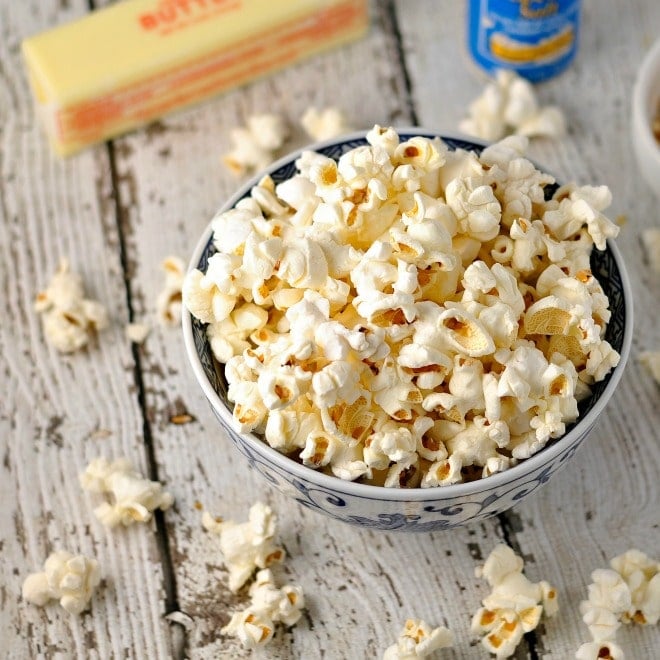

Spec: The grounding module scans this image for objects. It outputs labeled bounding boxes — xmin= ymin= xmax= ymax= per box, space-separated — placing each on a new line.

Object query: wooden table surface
xmin=2 ymin=1 xmax=659 ymax=658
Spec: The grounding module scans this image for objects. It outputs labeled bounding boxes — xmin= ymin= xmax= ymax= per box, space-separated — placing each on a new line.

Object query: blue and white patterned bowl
xmin=182 ymin=130 xmax=633 ymax=532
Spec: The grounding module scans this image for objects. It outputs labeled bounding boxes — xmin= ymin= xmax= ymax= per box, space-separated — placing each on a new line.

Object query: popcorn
xmin=222 ymin=568 xmax=304 ymax=649
xmin=577 ymin=548 xmax=660 ymax=658
xmin=639 ymin=351 xmax=660 ymax=384
xmin=575 ymin=640 xmax=625 ymax=660
xmin=472 ymin=544 xmax=558 ymax=659
xmin=222 ymin=114 xmax=288 ymax=177
xmin=642 ymin=228 xmax=660 ymax=273
xmin=35 ymin=259 xmax=108 ymax=353
xmin=221 ymin=608 xmax=274 ymax=648
xmin=301 ymin=106 xmax=352 ymax=141
xmin=185 ymin=126 xmax=620 ymax=487
xmin=202 ymin=501 xmax=285 ymax=592
xmin=444 ymin=177 xmax=501 ymax=242
xmin=125 ymin=322 xmax=150 ymax=344
xmin=382 ymin=618 xmax=454 ymax=659
xmin=583 ymin=341 xmax=621 ymax=384
xmin=22 ymin=550 xmax=101 ymax=614
xmin=207 ymin=303 xmax=269 ymax=363
xmin=79 ymin=457 xmax=174 ymax=527
xmin=157 ymin=256 xmax=185 ymax=326
xmin=460 ymin=69 xmax=566 ymax=141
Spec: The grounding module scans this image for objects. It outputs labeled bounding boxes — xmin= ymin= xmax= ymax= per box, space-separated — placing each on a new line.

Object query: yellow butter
xmin=22 ymin=0 xmax=368 ymax=156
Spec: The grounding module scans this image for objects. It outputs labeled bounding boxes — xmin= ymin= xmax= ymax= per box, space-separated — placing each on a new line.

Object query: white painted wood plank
xmin=109 ymin=2 xmax=507 ymax=657
xmin=0 ymin=2 xmax=173 ymax=657
xmin=398 ymin=0 xmax=660 ymax=657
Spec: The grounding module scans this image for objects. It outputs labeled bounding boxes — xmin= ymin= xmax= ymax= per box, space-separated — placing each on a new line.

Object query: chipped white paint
xmin=1 ymin=1 xmax=659 ymax=659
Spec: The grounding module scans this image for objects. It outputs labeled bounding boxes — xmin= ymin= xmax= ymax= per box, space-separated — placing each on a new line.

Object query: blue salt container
xmin=467 ymin=0 xmax=581 ymax=82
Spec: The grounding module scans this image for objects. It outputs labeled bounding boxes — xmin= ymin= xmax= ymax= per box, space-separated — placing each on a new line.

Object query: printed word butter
xmin=22 ymin=0 xmax=368 ymax=156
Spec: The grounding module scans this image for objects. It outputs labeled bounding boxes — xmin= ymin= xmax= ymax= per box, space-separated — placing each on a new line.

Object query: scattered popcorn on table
xmin=222 ymin=114 xmax=288 ymax=177
xmin=35 ymin=259 xmax=108 ymax=353
xmin=184 ymin=126 xmax=621 ymax=488
xmin=301 ymin=106 xmax=353 ymax=141
xmin=22 ymin=550 xmax=101 ymax=615
xmin=460 ymin=70 xmax=566 ymax=141
xmin=157 ymin=256 xmax=185 ymax=326
xmin=641 ymin=228 xmax=660 ymax=274
xmin=639 ymin=351 xmax=660 ymax=384
xmin=79 ymin=457 xmax=174 ymax=527
xmin=383 ymin=618 xmax=454 ymax=659
xmin=222 ymin=568 xmax=305 ymax=649
xmin=125 ymin=321 xmax=150 ymax=344
xmin=471 ymin=544 xmax=558 ymax=659
xmin=202 ymin=501 xmax=285 ymax=592
xmin=577 ymin=548 xmax=660 ymax=658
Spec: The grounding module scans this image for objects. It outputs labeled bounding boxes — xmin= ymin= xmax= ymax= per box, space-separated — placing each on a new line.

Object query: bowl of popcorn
xmin=182 ymin=126 xmax=632 ymax=532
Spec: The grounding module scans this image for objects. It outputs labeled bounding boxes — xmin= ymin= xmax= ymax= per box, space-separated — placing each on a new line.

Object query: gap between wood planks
xmin=105 ymin=139 xmax=186 ymax=659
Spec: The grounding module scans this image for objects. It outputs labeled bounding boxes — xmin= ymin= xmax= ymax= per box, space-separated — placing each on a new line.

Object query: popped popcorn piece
xmin=382 ymin=618 xmax=454 ymax=659
xmin=609 ymin=549 xmax=660 ymax=626
xmin=460 ymin=69 xmax=566 ymax=141
xmin=222 ymin=568 xmax=305 ymax=649
xmin=222 ymin=114 xmax=288 ymax=176
xmin=157 ymin=256 xmax=185 ymax=326
xmin=639 ymin=351 xmax=660 ymax=384
xmin=35 ymin=259 xmax=108 ymax=353
xmin=221 ymin=608 xmax=274 ymax=649
xmin=642 ymin=228 xmax=660 ymax=273
xmin=22 ymin=550 xmax=101 ymax=615
xmin=202 ymin=501 xmax=285 ymax=592
xmin=125 ymin=322 xmax=150 ymax=344
xmin=247 ymin=568 xmax=305 ymax=626
xmin=185 ymin=126 xmax=621 ymax=488
xmin=472 ymin=544 xmax=558 ymax=659
xmin=575 ymin=640 xmax=625 ymax=660
xmin=301 ymin=106 xmax=353 ymax=141
xmin=79 ymin=457 xmax=173 ymax=527
xmin=577 ymin=548 xmax=660 ymax=658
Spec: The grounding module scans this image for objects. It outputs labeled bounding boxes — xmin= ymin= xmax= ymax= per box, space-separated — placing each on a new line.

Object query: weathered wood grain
xmin=397 ymin=0 xmax=660 ymax=657
xmin=3 ymin=0 xmax=659 ymax=658
xmin=0 ymin=2 xmax=174 ymax=657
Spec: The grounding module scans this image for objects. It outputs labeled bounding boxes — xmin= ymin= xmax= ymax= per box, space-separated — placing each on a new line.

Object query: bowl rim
xmin=182 ymin=128 xmax=634 ymax=502
xmin=632 ymin=37 xmax=660 ymax=165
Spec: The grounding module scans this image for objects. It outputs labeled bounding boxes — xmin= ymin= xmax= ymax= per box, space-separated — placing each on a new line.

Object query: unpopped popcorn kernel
xmin=383 ymin=618 xmax=454 ymax=659
xmin=35 ymin=259 xmax=109 ymax=353
xmin=202 ymin=501 xmax=285 ymax=593
xmin=301 ymin=106 xmax=353 ymax=141
xmin=79 ymin=457 xmax=173 ymax=527
xmin=22 ymin=550 xmax=101 ymax=615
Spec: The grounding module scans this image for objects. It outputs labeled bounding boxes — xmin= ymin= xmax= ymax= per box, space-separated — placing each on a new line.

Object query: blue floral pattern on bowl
xmin=183 ymin=131 xmax=632 ymax=532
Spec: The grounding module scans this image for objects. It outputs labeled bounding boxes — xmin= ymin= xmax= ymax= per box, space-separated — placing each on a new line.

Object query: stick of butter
xmin=22 ymin=0 xmax=368 ymax=156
